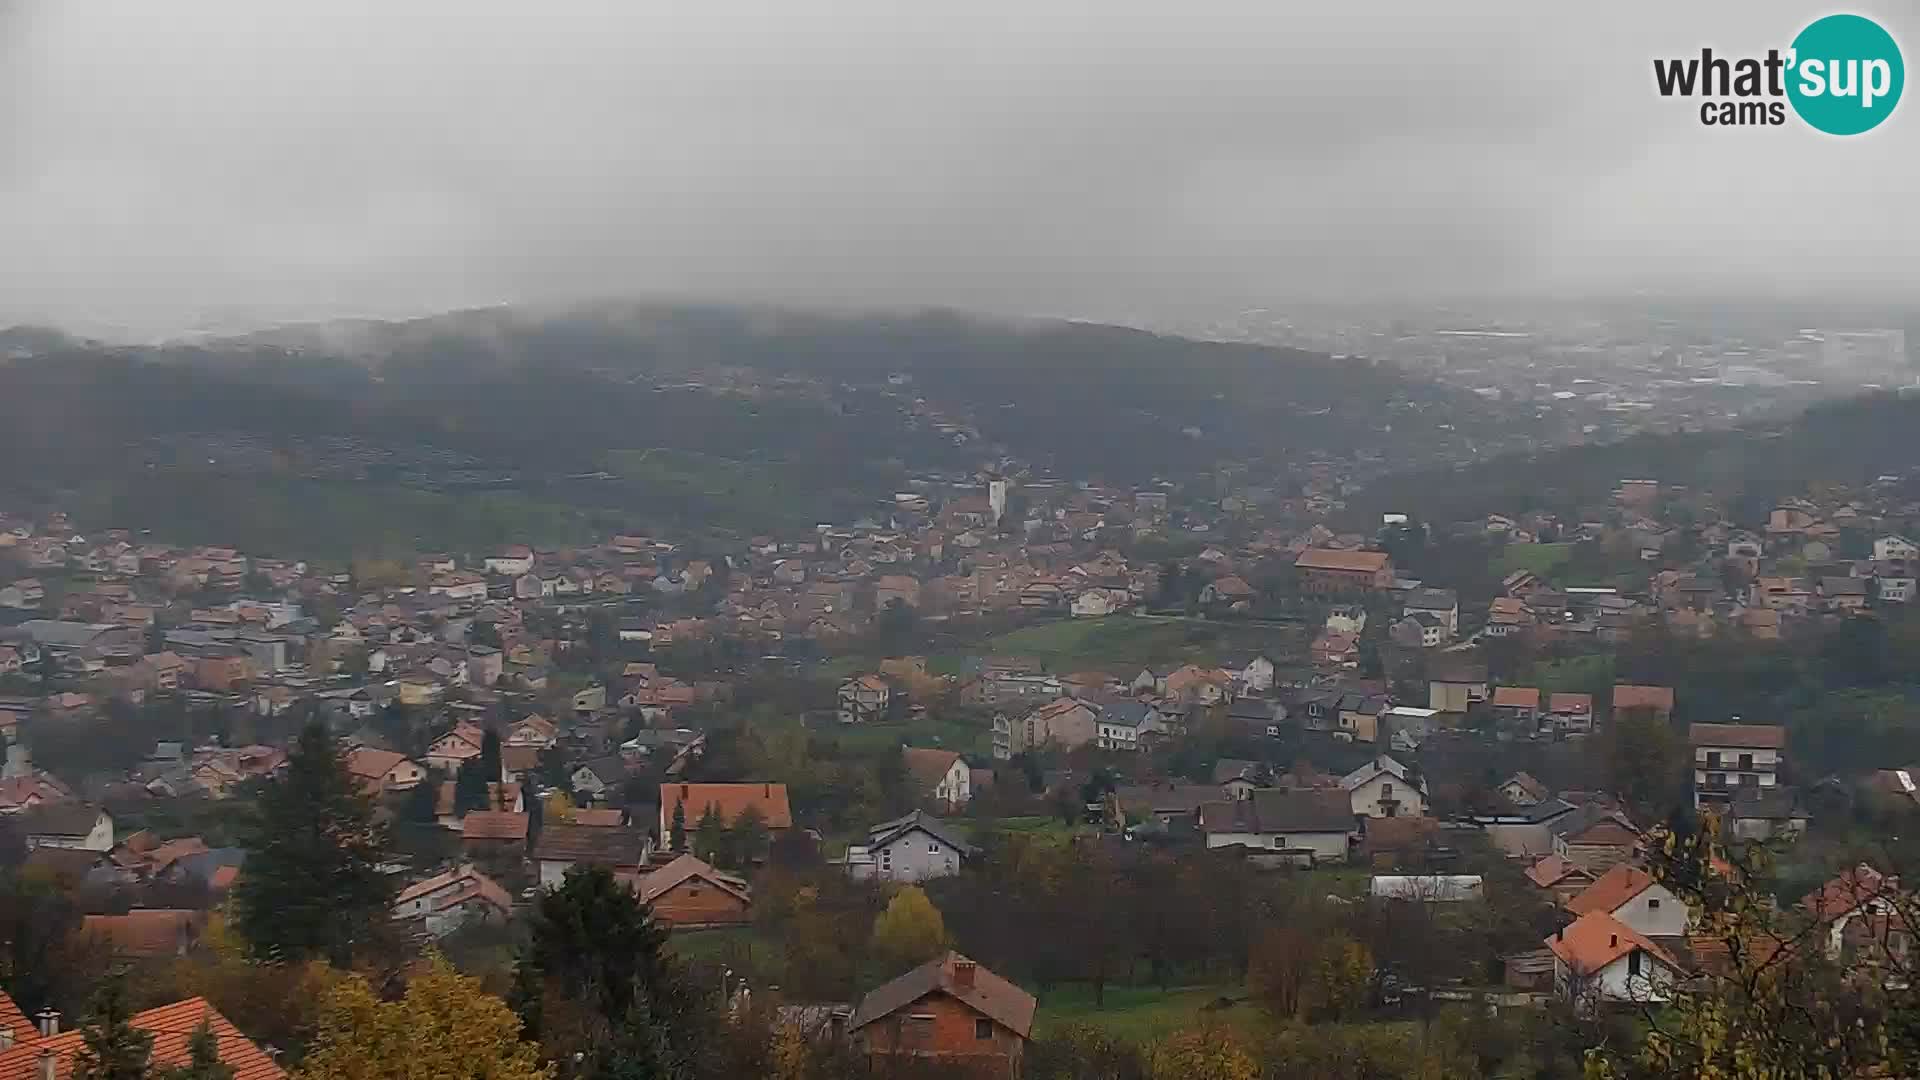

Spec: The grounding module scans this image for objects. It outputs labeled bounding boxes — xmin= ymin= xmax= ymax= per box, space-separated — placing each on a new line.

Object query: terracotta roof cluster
xmin=1545 ymin=910 xmax=1685 ymax=977
xmin=636 ymin=854 xmax=750 ymax=906
xmin=660 ymin=782 xmax=793 ymax=830
xmin=0 ymin=997 xmax=283 ymax=1080
xmin=902 ymin=747 xmax=964 ymax=792
xmin=1294 ymin=548 xmax=1391 ymax=573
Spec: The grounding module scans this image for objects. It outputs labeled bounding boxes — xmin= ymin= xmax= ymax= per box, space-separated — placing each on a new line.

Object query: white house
xmin=838 ymin=675 xmax=890 ymax=724
xmin=1688 ymin=722 xmax=1785 ymax=811
xmin=902 ymin=748 xmax=971 ymax=808
xmin=1547 ymin=911 xmax=1685 ymax=1010
xmin=1563 ymin=863 xmax=1691 ymax=938
xmin=1340 ymin=755 xmax=1429 ymax=819
xmin=1235 ymin=654 xmax=1279 ymax=695
xmin=845 ymin=811 xmax=976 ymax=883
xmin=21 ymin=804 xmax=114 ymax=851
xmin=392 ymin=864 xmax=513 ymax=938
xmin=1094 ymin=700 xmax=1165 ymax=752
xmin=1401 ymin=587 xmax=1459 ymax=639
xmin=484 ymin=547 xmax=535 ymax=576
xmin=1197 ymin=788 xmax=1356 ymax=866
xmin=425 ymin=723 xmax=488 ymax=775
xmin=1874 ymin=536 xmax=1920 ymax=562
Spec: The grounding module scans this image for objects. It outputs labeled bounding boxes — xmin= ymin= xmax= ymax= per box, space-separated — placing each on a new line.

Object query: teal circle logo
xmin=1787 ymin=14 xmax=1904 ymax=135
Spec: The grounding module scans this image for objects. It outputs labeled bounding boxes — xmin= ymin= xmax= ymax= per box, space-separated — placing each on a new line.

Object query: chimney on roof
xmin=1556 ymin=928 xmax=1564 ymax=941
xmin=952 ymin=958 xmax=976 ymax=989
xmin=764 ymin=783 xmax=771 ymax=798
xmin=35 ymin=1009 xmax=58 ymax=1038
xmin=1610 ymin=934 xmax=1619 ymax=948
xmin=37 ymin=1047 xmax=56 ymax=1080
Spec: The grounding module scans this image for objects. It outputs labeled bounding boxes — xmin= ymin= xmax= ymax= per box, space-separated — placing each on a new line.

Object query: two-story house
xmin=1689 ymin=722 xmax=1786 ymax=811
xmin=902 ymin=747 xmax=972 ymax=808
xmin=845 ymin=811 xmax=977 ymax=883
xmin=838 ymin=675 xmax=891 ymax=724
xmin=848 ymin=954 xmax=1035 ymax=1080
xmin=1341 ymin=756 xmax=1429 ymax=819
xmin=1564 ymin=863 xmax=1691 ymax=938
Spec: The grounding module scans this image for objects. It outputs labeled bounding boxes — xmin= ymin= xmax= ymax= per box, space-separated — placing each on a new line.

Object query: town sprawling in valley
xmin=2 ymin=306 xmax=1918 ymax=1077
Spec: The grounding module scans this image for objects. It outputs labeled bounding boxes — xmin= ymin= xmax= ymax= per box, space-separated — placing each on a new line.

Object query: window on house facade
xmin=1627 ymin=950 xmax=1642 ymax=976
xmin=1647 ymin=897 xmax=1660 ymax=910
xmin=1706 ymin=751 xmax=1723 ymax=768
xmin=1380 ymin=783 xmax=1393 ymax=797
xmin=1738 ymin=753 xmax=1754 ymax=770
xmin=975 ymin=1018 xmax=993 ymax=1040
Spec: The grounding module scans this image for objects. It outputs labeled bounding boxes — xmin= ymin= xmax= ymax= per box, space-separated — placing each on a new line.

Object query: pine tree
xmin=669 ymin=799 xmax=688 ymax=852
xmin=480 ymin=726 xmax=503 ymax=783
xmin=729 ymin=804 xmax=769 ymax=866
xmin=71 ymin=976 xmax=154 ymax=1080
xmin=233 ymin=721 xmax=395 ymax=965
xmin=153 ymin=1019 xmax=234 ymax=1080
xmin=454 ymin=758 xmax=491 ymax=815
xmin=693 ymin=804 xmax=725 ymax=862
xmin=511 ymin=866 xmax=712 ymax=1076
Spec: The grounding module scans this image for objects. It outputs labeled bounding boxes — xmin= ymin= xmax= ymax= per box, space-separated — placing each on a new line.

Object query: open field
xmin=1032 ymin=983 xmax=1270 ymax=1042
xmin=1492 ymin=542 xmax=1573 ymax=579
xmin=964 ymin=617 xmax=1301 ymax=674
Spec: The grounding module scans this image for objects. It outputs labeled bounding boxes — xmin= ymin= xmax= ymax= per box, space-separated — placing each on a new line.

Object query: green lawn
xmin=1033 ymin=984 xmax=1269 ymax=1042
xmin=969 ymin=617 xmax=1299 ymax=674
xmin=1493 ymin=542 xmax=1574 ymax=578
xmin=815 ymin=714 xmax=993 ymax=757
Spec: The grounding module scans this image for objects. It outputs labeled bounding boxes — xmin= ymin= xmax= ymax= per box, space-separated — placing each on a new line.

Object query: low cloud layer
xmin=2 ymin=1 xmax=1915 ymax=337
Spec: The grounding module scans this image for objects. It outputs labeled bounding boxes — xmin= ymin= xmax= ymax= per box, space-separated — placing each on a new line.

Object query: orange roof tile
xmin=1565 ymin=864 xmax=1657 ymax=916
xmin=1612 ymin=685 xmax=1674 ymax=711
xmin=1294 ymin=548 xmax=1391 ymax=573
xmin=0 ymin=998 xmax=283 ymax=1080
xmin=0 ymin=991 xmax=31 ymax=1048
xmin=1545 ymin=910 xmax=1684 ymax=977
xmin=460 ymin=810 xmax=529 ymax=841
xmin=660 ymin=782 xmax=793 ymax=830
xmin=1492 ymin=686 xmax=1540 ymax=708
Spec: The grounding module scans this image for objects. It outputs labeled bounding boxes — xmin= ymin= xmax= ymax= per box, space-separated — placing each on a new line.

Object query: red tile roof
xmin=1611 ymin=685 xmax=1674 ymax=711
xmin=460 ymin=810 xmax=529 ymax=841
xmin=1565 ymin=864 xmax=1657 ymax=917
xmin=1688 ymin=723 xmax=1787 ymax=750
xmin=1491 ymin=686 xmax=1540 ymax=708
xmin=0 ymin=991 xmax=31 ymax=1048
xmin=79 ymin=909 xmax=204 ymax=957
xmin=660 ymin=783 xmax=793 ymax=830
xmin=1294 ymin=548 xmax=1391 ymax=573
xmin=1545 ymin=911 xmax=1684 ymax=977
xmin=0 ymin=997 xmax=283 ymax=1080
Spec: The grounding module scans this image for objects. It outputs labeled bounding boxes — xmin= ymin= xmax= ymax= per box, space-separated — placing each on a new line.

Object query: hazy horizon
xmin=4 ymin=1 xmax=1916 ymax=339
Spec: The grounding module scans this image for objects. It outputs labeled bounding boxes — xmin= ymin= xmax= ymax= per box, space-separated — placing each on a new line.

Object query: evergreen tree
xmin=454 ymin=758 xmax=491 ymax=815
xmin=693 ymin=804 xmax=725 ymax=862
xmin=512 ymin=866 xmax=711 ymax=1077
xmin=233 ymin=721 xmax=395 ymax=965
xmin=153 ymin=1019 xmax=234 ymax=1080
xmin=729 ymin=804 xmax=769 ymax=866
xmin=71 ymin=976 xmax=154 ymax=1080
xmin=480 ymin=726 xmax=503 ymax=783
xmin=669 ymin=800 xmax=687 ymax=852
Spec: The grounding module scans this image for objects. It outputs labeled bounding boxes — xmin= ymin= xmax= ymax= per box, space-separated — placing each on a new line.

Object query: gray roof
xmin=15 ymin=620 xmax=117 ymax=648
xmin=19 ymin=802 xmax=105 ymax=838
xmin=1403 ymin=587 xmax=1458 ymax=611
xmin=1201 ymin=788 xmax=1355 ymax=835
xmin=868 ymin=811 xmax=976 ymax=856
xmin=1730 ymin=785 xmax=1805 ymax=820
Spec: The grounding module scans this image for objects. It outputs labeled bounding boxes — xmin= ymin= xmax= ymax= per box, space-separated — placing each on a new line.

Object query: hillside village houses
xmin=0 ymin=460 xmax=1918 ymax=1036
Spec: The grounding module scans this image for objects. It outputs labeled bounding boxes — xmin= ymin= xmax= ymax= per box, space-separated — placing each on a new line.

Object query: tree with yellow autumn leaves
xmin=297 ymin=956 xmax=551 ymax=1080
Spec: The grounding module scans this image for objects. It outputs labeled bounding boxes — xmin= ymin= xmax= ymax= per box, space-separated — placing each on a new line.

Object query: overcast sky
xmin=1 ymin=1 xmax=1914 ymax=338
